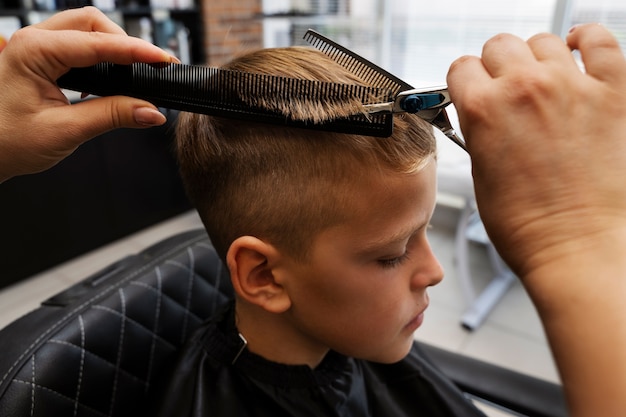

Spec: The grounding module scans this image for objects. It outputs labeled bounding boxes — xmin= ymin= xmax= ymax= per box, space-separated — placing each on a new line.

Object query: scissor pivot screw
xmin=401 ymin=95 xmax=423 ymax=113
xmin=400 ymin=93 xmax=446 ymax=113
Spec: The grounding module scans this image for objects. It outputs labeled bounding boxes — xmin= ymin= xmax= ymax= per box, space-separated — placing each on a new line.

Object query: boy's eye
xmin=374 ymin=226 xmax=429 ymax=270
xmin=378 ymin=251 xmax=410 ymax=269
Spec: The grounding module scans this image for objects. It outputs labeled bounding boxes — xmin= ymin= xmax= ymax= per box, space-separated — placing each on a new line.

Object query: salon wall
xmin=0 ymin=1 xmax=263 ymax=289
xmin=0 ymin=111 xmax=190 ymax=289
xmin=201 ymin=0 xmax=264 ymax=66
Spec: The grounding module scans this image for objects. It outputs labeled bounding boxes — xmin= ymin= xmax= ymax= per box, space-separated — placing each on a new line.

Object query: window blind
xmin=264 ymin=0 xmax=626 ymax=84
xmin=569 ymin=0 xmax=626 ymax=51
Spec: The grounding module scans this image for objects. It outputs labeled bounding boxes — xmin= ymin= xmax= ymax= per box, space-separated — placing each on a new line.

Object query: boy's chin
xmin=360 ymin=341 xmax=414 ymax=364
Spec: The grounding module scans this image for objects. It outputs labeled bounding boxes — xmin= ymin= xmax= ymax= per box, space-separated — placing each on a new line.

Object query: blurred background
xmin=0 ymin=1 xmax=624 ymax=414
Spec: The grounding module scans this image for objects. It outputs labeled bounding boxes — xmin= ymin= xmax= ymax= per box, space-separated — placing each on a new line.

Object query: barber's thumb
xmin=132 ymin=106 xmax=167 ymax=127
xmin=63 ymin=96 xmax=167 ymax=138
xmin=109 ymin=97 xmax=166 ymax=128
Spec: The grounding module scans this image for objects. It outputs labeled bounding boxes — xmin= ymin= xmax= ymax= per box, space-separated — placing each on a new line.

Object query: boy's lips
xmin=404 ymin=307 xmax=426 ymax=332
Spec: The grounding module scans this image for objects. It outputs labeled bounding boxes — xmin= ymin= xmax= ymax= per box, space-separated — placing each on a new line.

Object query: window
xmin=569 ymin=0 xmax=626 ymax=50
xmin=263 ymin=0 xmax=625 ymax=85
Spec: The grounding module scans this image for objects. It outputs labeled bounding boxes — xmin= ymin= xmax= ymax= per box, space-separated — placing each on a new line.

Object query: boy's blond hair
xmin=176 ymin=47 xmax=436 ymax=261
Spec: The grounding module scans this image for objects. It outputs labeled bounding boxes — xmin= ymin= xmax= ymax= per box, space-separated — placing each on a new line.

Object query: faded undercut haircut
xmin=176 ymin=46 xmax=437 ymax=262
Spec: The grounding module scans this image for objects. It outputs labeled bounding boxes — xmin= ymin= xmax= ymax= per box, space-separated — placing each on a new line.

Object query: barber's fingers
xmin=43 ymin=30 xmax=176 ymax=67
xmin=458 ymin=31 xmax=578 ymax=80
xmin=527 ymin=32 xmax=578 ymax=68
xmin=447 ymin=54 xmax=491 ymax=89
xmin=478 ymin=33 xmax=538 ymax=77
xmin=6 ymin=27 xmax=176 ymax=80
xmin=42 ymin=97 xmax=166 ymax=148
xmin=567 ymin=23 xmax=626 ymax=83
xmin=7 ymin=7 xmax=177 ymax=80
xmin=446 ymin=55 xmax=492 ymax=118
xmin=32 ymin=6 xmax=127 ymax=35
xmin=446 ymin=34 xmax=533 ymax=126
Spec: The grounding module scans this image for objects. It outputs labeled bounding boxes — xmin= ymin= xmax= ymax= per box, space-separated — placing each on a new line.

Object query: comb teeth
xmin=57 ymin=62 xmax=395 ymax=137
xmin=303 ymin=30 xmax=413 ymax=95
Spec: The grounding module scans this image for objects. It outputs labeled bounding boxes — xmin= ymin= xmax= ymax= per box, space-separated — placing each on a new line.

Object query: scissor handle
xmin=395 ymin=86 xmax=451 ymax=113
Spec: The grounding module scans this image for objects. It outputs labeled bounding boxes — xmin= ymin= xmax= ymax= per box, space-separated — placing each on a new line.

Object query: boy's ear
xmin=226 ymin=236 xmax=291 ymax=314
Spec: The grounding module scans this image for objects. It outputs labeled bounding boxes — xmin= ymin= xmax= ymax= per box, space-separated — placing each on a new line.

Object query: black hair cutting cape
xmin=148 ymin=303 xmax=486 ymax=417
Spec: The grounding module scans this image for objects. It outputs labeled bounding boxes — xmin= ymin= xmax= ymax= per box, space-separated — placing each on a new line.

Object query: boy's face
xmin=278 ymin=159 xmax=443 ymax=364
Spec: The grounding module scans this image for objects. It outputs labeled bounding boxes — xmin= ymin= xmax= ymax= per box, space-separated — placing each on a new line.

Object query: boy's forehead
xmin=317 ymin=162 xmax=437 ymax=247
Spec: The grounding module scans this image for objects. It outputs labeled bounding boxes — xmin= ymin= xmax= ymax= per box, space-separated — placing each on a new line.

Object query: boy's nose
xmin=410 ymin=241 xmax=444 ymax=291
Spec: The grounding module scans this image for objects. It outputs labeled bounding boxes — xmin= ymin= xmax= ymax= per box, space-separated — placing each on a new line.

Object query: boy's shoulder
xmin=149 ymin=302 xmax=485 ymax=417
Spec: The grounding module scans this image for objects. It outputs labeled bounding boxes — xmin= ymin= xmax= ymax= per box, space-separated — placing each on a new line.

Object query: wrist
xmin=520 ymin=223 xmax=626 ymax=308
xmin=492 ymin=205 xmax=626 ymax=277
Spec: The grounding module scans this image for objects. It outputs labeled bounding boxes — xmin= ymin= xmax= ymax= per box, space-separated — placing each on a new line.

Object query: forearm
xmin=521 ymin=228 xmax=626 ymax=417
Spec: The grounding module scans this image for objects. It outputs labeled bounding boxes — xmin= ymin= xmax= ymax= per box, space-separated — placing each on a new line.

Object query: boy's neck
xmin=234 ymin=300 xmax=329 ymax=368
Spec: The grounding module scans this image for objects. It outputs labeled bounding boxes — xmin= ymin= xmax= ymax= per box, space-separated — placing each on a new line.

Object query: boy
xmin=152 ymin=47 xmax=486 ymax=416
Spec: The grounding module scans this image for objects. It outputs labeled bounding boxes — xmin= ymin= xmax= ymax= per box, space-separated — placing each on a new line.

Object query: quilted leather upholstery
xmin=0 ymin=228 xmax=568 ymax=417
xmin=0 ymin=229 xmax=231 ymax=417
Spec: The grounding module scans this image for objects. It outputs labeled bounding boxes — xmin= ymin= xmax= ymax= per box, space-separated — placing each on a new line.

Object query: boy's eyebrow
xmin=356 ymin=222 xmax=427 ymax=254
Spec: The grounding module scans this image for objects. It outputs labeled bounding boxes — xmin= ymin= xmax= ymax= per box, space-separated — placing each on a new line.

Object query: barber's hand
xmin=447 ymin=24 xmax=626 ymax=278
xmin=0 ymin=7 xmax=179 ymax=182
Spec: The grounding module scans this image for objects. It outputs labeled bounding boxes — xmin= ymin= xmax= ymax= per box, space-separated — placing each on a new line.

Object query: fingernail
xmin=149 ymin=55 xmax=181 ymax=69
xmin=134 ymin=107 xmax=166 ymax=127
xmin=568 ymin=25 xmax=578 ymax=34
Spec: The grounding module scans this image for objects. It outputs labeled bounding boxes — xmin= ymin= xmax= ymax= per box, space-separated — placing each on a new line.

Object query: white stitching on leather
xmin=47 ymin=339 xmax=147 ymax=386
xmin=108 ymin=289 xmax=126 ymax=417
xmin=144 ymin=266 xmax=163 ymax=393
xmin=0 ymin=233 xmax=209 ymax=388
xmin=89 ymin=304 xmax=179 ymax=350
xmin=29 ymin=354 xmax=35 ymax=417
xmin=1 ymin=234 xmax=225 ymax=416
xmin=74 ymin=315 xmax=85 ymax=417
xmin=180 ymin=247 xmax=196 ymax=344
xmin=160 ymin=260 xmax=207 ymax=324
xmin=194 ymin=242 xmax=224 ymax=315
xmin=11 ymin=379 xmax=108 ymax=417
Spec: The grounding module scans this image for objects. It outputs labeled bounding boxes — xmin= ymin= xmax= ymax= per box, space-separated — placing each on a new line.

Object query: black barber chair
xmin=0 ymin=229 xmax=567 ymax=417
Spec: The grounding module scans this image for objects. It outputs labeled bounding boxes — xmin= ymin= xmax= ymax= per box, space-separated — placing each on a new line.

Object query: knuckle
xmin=448 ymin=55 xmax=474 ymax=72
xmin=107 ymin=101 xmax=125 ymax=128
xmin=6 ymin=26 xmax=38 ymax=53
xmin=485 ymin=33 xmax=518 ymax=50
xmin=527 ymin=32 xmax=559 ymax=44
xmin=81 ymin=6 xmax=106 ymax=22
xmin=504 ymin=71 xmax=554 ymax=105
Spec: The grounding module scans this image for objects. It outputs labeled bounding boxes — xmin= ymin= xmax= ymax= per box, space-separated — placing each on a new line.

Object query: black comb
xmin=303 ymin=30 xmax=412 ymax=95
xmin=57 ymin=62 xmax=395 ymax=137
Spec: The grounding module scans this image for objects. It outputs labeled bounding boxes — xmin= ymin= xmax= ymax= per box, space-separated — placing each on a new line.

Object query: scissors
xmin=363 ymin=86 xmax=466 ymax=152
xmin=304 ymin=30 xmax=467 ymax=153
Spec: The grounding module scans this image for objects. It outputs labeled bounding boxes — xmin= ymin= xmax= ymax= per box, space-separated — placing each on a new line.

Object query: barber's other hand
xmin=0 ymin=7 xmax=178 ymax=182
xmin=447 ymin=24 xmax=626 ymax=278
